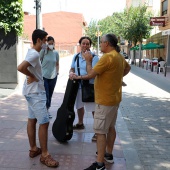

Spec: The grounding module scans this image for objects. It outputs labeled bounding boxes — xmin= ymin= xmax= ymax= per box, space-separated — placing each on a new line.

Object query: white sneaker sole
xmin=104 ymin=157 xmax=114 ymax=164
xmin=95 ymin=152 xmax=114 ymax=164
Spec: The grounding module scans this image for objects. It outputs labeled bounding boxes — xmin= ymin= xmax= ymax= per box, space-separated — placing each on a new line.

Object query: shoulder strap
xmin=74 ymin=53 xmax=80 ymax=62
xmin=75 ymin=52 xmax=96 ymax=76
xmin=76 ymin=54 xmax=80 ymax=76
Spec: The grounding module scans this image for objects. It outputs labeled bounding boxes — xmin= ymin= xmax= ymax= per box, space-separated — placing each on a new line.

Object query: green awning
xmin=143 ymin=42 xmax=164 ymax=50
xmin=130 ymin=44 xmax=145 ymax=50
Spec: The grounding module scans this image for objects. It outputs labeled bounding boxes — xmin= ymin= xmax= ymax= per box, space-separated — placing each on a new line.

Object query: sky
xmin=23 ymin=0 xmax=126 ymax=24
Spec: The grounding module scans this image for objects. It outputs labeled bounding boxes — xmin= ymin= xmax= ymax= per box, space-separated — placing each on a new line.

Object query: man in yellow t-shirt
xmin=73 ymin=33 xmax=131 ymax=170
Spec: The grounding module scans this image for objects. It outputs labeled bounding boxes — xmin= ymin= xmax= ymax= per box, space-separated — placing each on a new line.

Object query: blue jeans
xmin=43 ymin=76 xmax=57 ymax=109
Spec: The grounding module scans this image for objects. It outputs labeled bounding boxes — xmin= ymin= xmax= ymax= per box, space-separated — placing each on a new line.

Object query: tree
xmin=86 ymin=16 xmax=118 ymax=49
xmin=0 ymin=0 xmax=23 ymax=36
xmin=121 ymin=5 xmax=153 ymax=65
xmin=85 ymin=19 xmax=98 ymax=48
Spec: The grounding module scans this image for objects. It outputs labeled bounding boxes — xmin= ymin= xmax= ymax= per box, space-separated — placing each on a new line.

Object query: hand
xmin=69 ymin=72 xmax=76 ymax=80
xmin=27 ymin=76 xmax=38 ymax=84
xmin=83 ymin=50 xmax=93 ymax=62
xmin=72 ymin=74 xmax=80 ymax=79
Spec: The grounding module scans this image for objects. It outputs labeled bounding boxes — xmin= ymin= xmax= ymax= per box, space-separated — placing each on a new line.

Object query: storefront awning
xmin=130 ymin=44 xmax=145 ymax=50
xmin=143 ymin=42 xmax=164 ymax=50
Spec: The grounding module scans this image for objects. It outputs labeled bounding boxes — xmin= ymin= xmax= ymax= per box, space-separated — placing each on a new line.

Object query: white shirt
xmin=22 ymin=49 xmax=45 ymax=95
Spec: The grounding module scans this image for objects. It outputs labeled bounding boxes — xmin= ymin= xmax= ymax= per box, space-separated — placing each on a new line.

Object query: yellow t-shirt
xmin=93 ymin=50 xmax=130 ymax=106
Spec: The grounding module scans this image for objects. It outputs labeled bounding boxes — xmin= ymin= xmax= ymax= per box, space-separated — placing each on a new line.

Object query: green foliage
xmin=123 ymin=4 xmax=153 ymax=45
xmin=86 ymin=4 xmax=153 ymax=48
xmin=85 ymin=19 xmax=98 ymax=47
xmin=0 ymin=0 xmax=24 ymax=35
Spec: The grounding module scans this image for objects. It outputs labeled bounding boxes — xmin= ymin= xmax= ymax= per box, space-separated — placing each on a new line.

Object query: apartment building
xmin=159 ymin=0 xmax=170 ymax=65
xmin=24 ymin=11 xmax=86 ymax=55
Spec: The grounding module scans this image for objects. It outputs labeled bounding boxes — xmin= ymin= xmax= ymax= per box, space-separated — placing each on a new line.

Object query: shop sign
xmin=150 ymin=17 xmax=165 ymax=27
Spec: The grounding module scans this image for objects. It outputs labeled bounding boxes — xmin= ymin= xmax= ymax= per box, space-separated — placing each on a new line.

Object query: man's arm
xmin=85 ymin=61 xmax=97 ymax=79
xmin=123 ymin=64 xmax=131 ymax=77
xmin=17 ymin=61 xmax=38 ymax=83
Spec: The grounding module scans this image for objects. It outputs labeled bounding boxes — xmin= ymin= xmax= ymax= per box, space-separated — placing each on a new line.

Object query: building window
xmin=132 ymin=0 xmax=140 ymax=7
xmin=162 ymin=0 xmax=168 ymax=15
xmin=145 ymin=0 xmax=153 ymax=6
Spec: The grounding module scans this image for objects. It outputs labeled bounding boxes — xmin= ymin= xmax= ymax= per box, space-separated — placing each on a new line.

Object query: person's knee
xmin=108 ymin=126 xmax=116 ymax=134
xmin=39 ymin=122 xmax=49 ymax=129
xmin=28 ymin=118 xmax=37 ymax=125
xmin=77 ymin=107 xmax=84 ymax=113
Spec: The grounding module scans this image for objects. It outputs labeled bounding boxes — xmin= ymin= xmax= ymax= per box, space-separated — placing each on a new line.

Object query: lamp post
xmin=96 ymin=25 xmax=101 ymax=56
xmin=34 ymin=0 xmax=42 ymax=29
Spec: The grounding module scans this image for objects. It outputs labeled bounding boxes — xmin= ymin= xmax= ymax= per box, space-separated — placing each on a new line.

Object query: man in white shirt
xmin=17 ymin=29 xmax=59 ymax=168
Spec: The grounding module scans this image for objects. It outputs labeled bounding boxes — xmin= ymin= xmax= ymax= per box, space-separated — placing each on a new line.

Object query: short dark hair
xmin=104 ymin=34 xmax=120 ymax=52
xmin=32 ymin=29 xmax=48 ymax=45
xmin=79 ymin=36 xmax=92 ymax=46
xmin=47 ymin=36 xmax=55 ymax=42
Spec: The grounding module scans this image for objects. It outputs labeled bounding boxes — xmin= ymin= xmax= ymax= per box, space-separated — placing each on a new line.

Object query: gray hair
xmin=103 ymin=34 xmax=120 ymax=52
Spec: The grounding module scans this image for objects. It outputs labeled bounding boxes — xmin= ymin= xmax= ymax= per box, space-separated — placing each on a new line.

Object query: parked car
xmin=120 ymin=52 xmax=128 ymax=59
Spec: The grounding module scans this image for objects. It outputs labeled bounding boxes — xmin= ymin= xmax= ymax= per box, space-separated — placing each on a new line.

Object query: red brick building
xmin=24 ymin=11 xmax=86 ymax=54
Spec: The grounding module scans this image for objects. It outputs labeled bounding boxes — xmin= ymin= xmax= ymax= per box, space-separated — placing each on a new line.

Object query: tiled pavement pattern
xmin=0 ymin=92 xmax=126 ymax=170
xmin=120 ymin=65 xmax=170 ymax=170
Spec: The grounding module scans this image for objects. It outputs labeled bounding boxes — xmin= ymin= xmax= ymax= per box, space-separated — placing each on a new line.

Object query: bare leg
xmin=106 ymin=127 xmax=116 ymax=154
xmin=38 ymin=122 xmax=49 ymax=157
xmin=96 ymin=134 xmax=106 ymax=163
xmin=77 ymin=107 xmax=84 ymax=124
xmin=27 ymin=118 xmax=37 ymax=151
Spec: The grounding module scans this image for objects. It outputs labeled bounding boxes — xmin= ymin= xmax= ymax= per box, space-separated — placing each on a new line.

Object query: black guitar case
xmin=52 ymin=78 xmax=79 ymax=142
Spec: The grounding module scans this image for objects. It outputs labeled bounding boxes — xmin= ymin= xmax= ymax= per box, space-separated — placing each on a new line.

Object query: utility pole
xmin=35 ymin=0 xmax=43 ymax=29
xmin=96 ymin=25 xmax=101 ymax=56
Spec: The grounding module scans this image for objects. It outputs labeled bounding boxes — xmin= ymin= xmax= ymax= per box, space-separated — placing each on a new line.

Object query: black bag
xmin=75 ymin=53 xmax=95 ymax=102
xmin=81 ymin=80 xmax=94 ymax=102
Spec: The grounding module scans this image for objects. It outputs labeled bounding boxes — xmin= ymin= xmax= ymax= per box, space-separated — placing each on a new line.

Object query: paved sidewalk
xmin=0 ymin=56 xmax=128 ymax=170
xmin=120 ymin=65 xmax=170 ymax=170
xmin=0 ymin=92 xmax=127 ymax=170
xmin=0 ymin=57 xmax=170 ymax=170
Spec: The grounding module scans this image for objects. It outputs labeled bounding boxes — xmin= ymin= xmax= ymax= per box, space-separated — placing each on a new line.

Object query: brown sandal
xmin=73 ymin=123 xmax=85 ymax=130
xmin=40 ymin=155 xmax=59 ymax=167
xmin=29 ymin=147 xmax=42 ymax=158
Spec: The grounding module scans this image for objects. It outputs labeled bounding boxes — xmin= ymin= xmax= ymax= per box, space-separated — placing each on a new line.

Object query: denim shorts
xmin=24 ymin=92 xmax=49 ymax=124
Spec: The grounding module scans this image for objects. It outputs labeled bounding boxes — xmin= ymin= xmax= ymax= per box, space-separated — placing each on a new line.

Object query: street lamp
xmin=96 ymin=25 xmax=101 ymax=56
xmin=34 ymin=0 xmax=42 ymax=29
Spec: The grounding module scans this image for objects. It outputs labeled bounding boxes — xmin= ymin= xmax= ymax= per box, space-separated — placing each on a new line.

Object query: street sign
xmin=150 ymin=17 xmax=165 ymax=27
xmin=95 ymin=31 xmax=102 ymax=36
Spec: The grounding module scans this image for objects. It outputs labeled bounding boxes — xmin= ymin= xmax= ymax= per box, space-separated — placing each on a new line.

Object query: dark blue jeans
xmin=43 ymin=76 xmax=57 ymax=109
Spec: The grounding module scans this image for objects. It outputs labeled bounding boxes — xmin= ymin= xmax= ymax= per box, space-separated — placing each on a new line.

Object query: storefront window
xmin=162 ymin=0 xmax=168 ymax=15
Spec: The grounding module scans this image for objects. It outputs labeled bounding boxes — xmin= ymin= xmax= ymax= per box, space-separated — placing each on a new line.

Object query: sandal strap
xmin=40 ymin=155 xmax=59 ymax=167
xmin=73 ymin=123 xmax=85 ymax=129
xmin=29 ymin=147 xmax=42 ymax=158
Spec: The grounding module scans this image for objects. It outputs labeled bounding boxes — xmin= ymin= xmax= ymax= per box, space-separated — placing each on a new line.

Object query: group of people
xmin=17 ymin=28 xmax=131 ymax=169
